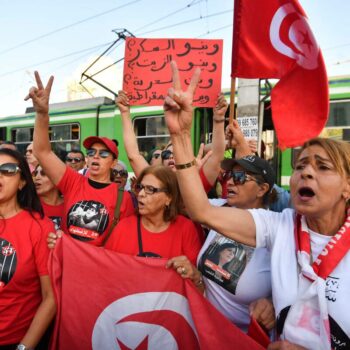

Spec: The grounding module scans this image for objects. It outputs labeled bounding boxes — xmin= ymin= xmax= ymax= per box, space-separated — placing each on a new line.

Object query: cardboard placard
xmin=123 ymin=37 xmax=223 ymax=107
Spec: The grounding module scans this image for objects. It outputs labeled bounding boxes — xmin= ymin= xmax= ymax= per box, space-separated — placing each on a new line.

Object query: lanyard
xmin=294 ymin=209 xmax=350 ymax=280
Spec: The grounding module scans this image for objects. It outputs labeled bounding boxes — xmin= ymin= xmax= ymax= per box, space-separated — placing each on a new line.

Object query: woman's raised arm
xmin=163 ymin=61 xmax=256 ymax=247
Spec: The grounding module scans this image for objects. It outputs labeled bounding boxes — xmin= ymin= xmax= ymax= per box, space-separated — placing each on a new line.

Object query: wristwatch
xmin=17 ymin=344 xmax=33 ymax=350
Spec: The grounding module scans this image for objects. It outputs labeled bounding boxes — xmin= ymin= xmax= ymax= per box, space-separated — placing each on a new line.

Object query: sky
xmin=1 ymin=0 xmax=350 ymax=117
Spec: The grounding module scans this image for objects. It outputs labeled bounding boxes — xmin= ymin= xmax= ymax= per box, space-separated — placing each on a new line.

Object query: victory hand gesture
xmin=164 ymin=61 xmax=201 ymax=135
xmin=24 ymin=71 xmax=54 ymax=115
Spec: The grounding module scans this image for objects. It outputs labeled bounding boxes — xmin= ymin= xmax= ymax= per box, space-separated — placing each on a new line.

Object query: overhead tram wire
xmin=197 ymin=23 xmax=232 ymax=38
xmin=133 ymin=0 xmax=203 ymax=33
xmin=0 ymin=0 xmax=141 ymax=56
xmin=137 ymin=9 xmax=233 ymax=36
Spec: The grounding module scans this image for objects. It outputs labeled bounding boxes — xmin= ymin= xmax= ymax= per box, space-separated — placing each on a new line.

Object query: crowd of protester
xmin=0 ymin=65 xmax=349 ymax=350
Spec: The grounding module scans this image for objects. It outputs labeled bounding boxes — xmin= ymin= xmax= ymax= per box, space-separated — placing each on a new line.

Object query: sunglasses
xmin=0 ymin=163 xmax=21 ymax=176
xmin=26 ymin=149 xmax=33 ymax=154
xmin=112 ymin=169 xmax=128 ymax=177
xmin=32 ymin=169 xmax=46 ymax=177
xmin=86 ymin=149 xmax=111 ymax=158
xmin=135 ymin=183 xmax=168 ymax=195
xmin=222 ymin=170 xmax=260 ymax=186
xmin=161 ymin=150 xmax=173 ymax=160
xmin=66 ymin=157 xmax=83 ymax=163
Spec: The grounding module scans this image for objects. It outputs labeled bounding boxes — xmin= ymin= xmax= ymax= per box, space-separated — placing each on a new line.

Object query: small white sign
xmin=237 ymin=116 xmax=258 ymax=140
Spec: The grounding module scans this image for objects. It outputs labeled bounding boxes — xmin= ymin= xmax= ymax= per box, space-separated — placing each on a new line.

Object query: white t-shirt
xmin=250 ymin=208 xmax=350 ymax=348
xmin=197 ymin=199 xmax=272 ymax=332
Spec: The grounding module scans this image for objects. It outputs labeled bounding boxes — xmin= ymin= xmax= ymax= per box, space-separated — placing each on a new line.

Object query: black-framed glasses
xmin=135 ymin=183 xmax=168 ymax=195
xmin=152 ymin=153 xmax=161 ymax=159
xmin=223 ymin=170 xmax=259 ymax=185
xmin=0 ymin=163 xmax=21 ymax=177
xmin=112 ymin=169 xmax=128 ymax=178
xmin=32 ymin=169 xmax=46 ymax=177
xmin=86 ymin=149 xmax=111 ymax=158
xmin=161 ymin=150 xmax=173 ymax=160
xmin=66 ymin=157 xmax=83 ymax=163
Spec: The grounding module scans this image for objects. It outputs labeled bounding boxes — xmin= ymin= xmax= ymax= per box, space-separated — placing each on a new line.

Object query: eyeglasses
xmin=152 ymin=153 xmax=161 ymax=159
xmin=26 ymin=149 xmax=33 ymax=154
xmin=66 ymin=157 xmax=83 ymax=163
xmin=86 ymin=149 xmax=111 ymax=158
xmin=0 ymin=163 xmax=21 ymax=176
xmin=222 ymin=170 xmax=260 ymax=185
xmin=135 ymin=183 xmax=168 ymax=195
xmin=32 ymin=169 xmax=46 ymax=177
xmin=161 ymin=150 xmax=173 ymax=160
xmin=112 ymin=169 xmax=128 ymax=178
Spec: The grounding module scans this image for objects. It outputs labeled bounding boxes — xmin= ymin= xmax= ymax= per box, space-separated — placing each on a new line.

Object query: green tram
xmin=0 ymin=75 xmax=349 ymax=188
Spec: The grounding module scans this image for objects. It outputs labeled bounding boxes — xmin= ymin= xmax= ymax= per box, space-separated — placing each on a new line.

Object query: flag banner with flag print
xmin=49 ymin=236 xmax=263 ymax=350
xmin=232 ymin=0 xmax=329 ymax=149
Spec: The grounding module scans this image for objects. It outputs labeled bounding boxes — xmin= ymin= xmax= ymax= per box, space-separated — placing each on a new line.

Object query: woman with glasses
xmin=164 ymin=62 xmax=350 ymax=349
xmin=0 ymin=149 xmax=55 ymax=350
xmin=32 ymin=164 xmax=64 ymax=230
xmin=105 ymin=165 xmax=202 ymax=265
xmin=26 ymin=72 xmax=135 ymax=247
xmin=167 ymin=155 xmax=276 ymax=333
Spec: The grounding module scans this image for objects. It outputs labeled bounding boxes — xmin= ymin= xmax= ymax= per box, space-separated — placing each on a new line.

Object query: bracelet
xmin=213 ymin=118 xmax=225 ymax=123
xmin=175 ymin=159 xmax=196 ymax=170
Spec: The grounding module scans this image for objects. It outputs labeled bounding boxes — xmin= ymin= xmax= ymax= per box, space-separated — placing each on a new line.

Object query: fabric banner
xmin=49 ymin=236 xmax=263 ymax=349
xmin=232 ymin=0 xmax=329 ymax=149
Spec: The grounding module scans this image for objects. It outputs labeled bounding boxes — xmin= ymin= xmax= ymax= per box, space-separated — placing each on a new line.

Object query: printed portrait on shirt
xmin=67 ymin=200 xmax=109 ymax=242
xmin=198 ymin=234 xmax=253 ymax=294
xmin=0 ymin=239 xmax=17 ymax=288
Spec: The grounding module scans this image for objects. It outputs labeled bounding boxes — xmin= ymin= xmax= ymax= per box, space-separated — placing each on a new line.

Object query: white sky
xmin=0 ymin=0 xmax=349 ymax=117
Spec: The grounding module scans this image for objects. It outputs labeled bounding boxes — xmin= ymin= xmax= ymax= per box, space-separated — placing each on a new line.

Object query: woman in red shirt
xmin=105 ymin=165 xmax=202 ymax=264
xmin=0 ymin=149 xmax=55 ymax=350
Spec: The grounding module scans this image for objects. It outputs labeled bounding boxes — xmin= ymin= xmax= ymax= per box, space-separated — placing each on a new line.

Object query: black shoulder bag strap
xmin=137 ymin=215 xmax=144 ymax=256
xmin=102 ymin=186 xmax=124 ymax=246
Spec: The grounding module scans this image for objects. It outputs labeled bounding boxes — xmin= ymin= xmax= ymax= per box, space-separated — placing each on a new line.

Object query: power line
xmin=0 ymin=0 xmax=141 ymax=56
xmin=0 ymin=42 xmax=113 ymax=78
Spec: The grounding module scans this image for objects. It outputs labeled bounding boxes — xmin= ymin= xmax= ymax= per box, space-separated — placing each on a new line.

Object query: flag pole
xmin=229 ymin=77 xmax=236 ymax=125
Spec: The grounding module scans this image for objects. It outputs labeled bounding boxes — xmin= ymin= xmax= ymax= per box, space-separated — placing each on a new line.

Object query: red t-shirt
xmin=57 ymin=166 xmax=135 ymax=246
xmin=105 ymin=214 xmax=202 ymax=265
xmin=0 ymin=211 xmax=54 ymax=345
xmin=41 ymin=200 xmax=64 ymax=230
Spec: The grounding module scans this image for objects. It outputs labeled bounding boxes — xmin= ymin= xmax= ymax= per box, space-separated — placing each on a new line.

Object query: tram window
xmin=11 ymin=123 xmax=80 ymax=158
xmin=133 ymin=116 xmax=169 ymax=159
xmin=327 ymin=101 xmax=350 ymax=127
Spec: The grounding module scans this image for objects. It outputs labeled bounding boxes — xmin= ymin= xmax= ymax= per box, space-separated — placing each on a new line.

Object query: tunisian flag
xmin=49 ymin=236 xmax=263 ymax=350
xmin=232 ymin=0 xmax=329 ymax=149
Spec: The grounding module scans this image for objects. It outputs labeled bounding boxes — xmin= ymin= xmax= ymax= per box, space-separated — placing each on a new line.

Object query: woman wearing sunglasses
xmin=164 ymin=62 xmax=350 ymax=350
xmin=0 ymin=149 xmax=55 ymax=350
xmin=32 ymin=164 xmax=64 ymax=230
xmin=105 ymin=165 xmax=202 ymax=265
xmin=167 ymin=155 xmax=276 ymax=333
xmin=26 ymin=72 xmax=135 ymax=247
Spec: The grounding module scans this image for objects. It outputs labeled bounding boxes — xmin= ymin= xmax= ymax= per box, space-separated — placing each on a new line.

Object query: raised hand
xmin=213 ymin=93 xmax=228 ymax=120
xmin=116 ymin=90 xmax=130 ymax=114
xmin=163 ymin=61 xmax=201 ymax=135
xmin=24 ymin=71 xmax=54 ymax=115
